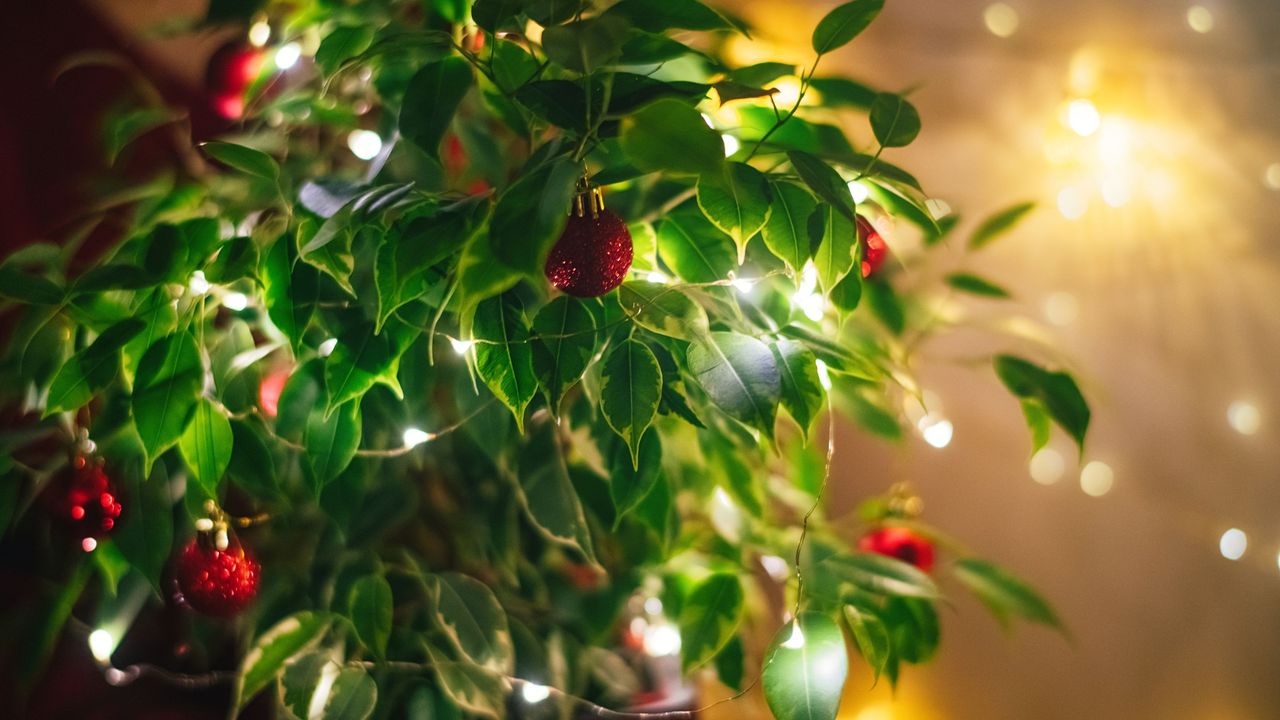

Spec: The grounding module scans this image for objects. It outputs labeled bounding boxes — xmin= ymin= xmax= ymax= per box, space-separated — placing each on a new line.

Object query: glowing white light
xmin=1219 ymin=528 xmax=1247 ymax=560
xmin=1065 ymin=99 xmax=1101 ymax=137
xmin=926 ymin=198 xmax=952 ymax=219
xmin=221 ymin=292 xmax=249 ymax=311
xmin=984 ymin=3 xmax=1019 ymax=37
xmin=194 ymin=518 xmax=214 ymax=532
xmin=646 ymin=271 xmax=671 ymax=284
xmin=920 ymin=418 xmax=954 ymax=449
xmin=782 ymin=623 xmax=806 ymax=649
xmin=403 ymin=427 xmax=434 ymax=448
xmin=771 ymin=77 xmax=802 ymax=108
xmin=347 ymin=129 xmax=383 ymax=161
xmin=189 ymin=271 xmax=210 ymax=295
xmin=521 ymin=682 xmax=551 ymax=704
xmin=722 ymin=134 xmax=741 ymax=157
xmin=792 ymin=261 xmax=825 ymax=321
xmin=1187 ymin=5 xmax=1214 ymax=33
xmin=248 ymin=20 xmax=271 ymax=48
xmin=275 ymin=42 xmax=302 ymax=70
xmin=710 ymin=486 xmax=743 ymax=543
xmin=701 ymin=113 xmax=716 ymax=128
xmin=81 ymin=537 xmax=98 ymax=552
xmin=1226 ymin=401 xmax=1261 ymax=435
xmin=1056 ymin=187 xmax=1088 ymax=220
xmin=1079 ymin=460 xmax=1114 ymax=497
xmin=88 ymin=629 xmax=115 ymax=663
xmin=847 ymin=180 xmax=870 ymax=204
xmin=449 ymin=337 xmax=474 ymax=355
xmin=318 ymin=338 xmax=338 ymax=357
xmin=760 ymin=554 xmax=790 ymax=581
xmin=730 ymin=276 xmax=756 ymax=294
xmin=644 ymin=597 xmax=664 ymax=615
xmin=800 ymin=295 xmax=825 ymax=322
xmin=643 ymin=623 xmax=682 ymax=657
xmin=1029 ymin=447 xmax=1065 ymax=485
xmin=1265 ymin=164 xmax=1280 ymax=191
xmin=815 ymin=359 xmax=832 ymax=391
xmin=1100 ymin=176 xmax=1132 ymax=208
xmin=1043 ymin=291 xmax=1079 ymax=326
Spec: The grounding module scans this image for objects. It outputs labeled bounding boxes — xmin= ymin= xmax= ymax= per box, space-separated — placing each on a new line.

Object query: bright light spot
xmin=248 ymin=20 xmax=271 ymax=48
xmin=318 ymin=338 xmax=338 ymax=357
xmin=1056 ymin=187 xmax=1088 ymax=220
xmin=926 ymin=198 xmax=952 ymax=219
xmin=782 ymin=623 xmax=806 ymax=649
xmin=1068 ymin=48 xmax=1103 ymax=96
xmin=643 ymin=622 xmax=682 ymax=657
xmin=449 ymin=337 xmax=474 ymax=355
xmin=1219 ymin=528 xmax=1247 ymax=560
xmin=722 ymin=134 xmax=741 ymax=157
xmin=1187 ymin=5 xmax=1214 ymax=33
xmin=194 ymin=518 xmax=214 ymax=532
xmin=189 ymin=271 xmax=210 ymax=295
xmin=1227 ymin=401 xmax=1261 ymax=435
xmin=88 ymin=629 xmax=115 ymax=663
xmin=308 ymin=662 xmax=341 ymax=719
xmin=771 ymin=77 xmax=802 ymax=107
xmin=853 ymin=705 xmax=896 ymax=720
xmin=799 ymin=294 xmax=825 ymax=322
xmin=1097 ymin=119 xmax=1132 ymax=166
xmin=919 ymin=417 xmax=954 ymax=449
xmin=792 ymin=261 xmax=825 ymax=321
xmin=1265 ymin=164 xmax=1280 ymax=191
xmin=701 ymin=113 xmax=715 ymax=128
xmin=644 ymin=597 xmax=663 ymax=615
xmin=730 ymin=276 xmax=756 ymax=294
xmin=81 ymin=537 xmax=98 ymax=552
xmin=1065 ymin=99 xmax=1101 ymax=137
xmin=275 ymin=42 xmax=302 ymax=70
xmin=1080 ymin=460 xmax=1114 ymax=497
xmin=815 ymin=359 xmax=833 ymax=391
xmin=1029 ymin=447 xmax=1065 ymax=485
xmin=646 ymin=271 xmax=671 ymax=284
xmin=403 ymin=427 xmax=434 ymax=448
xmin=848 ymin=180 xmax=870 ymax=204
xmin=1044 ymin=292 xmax=1079 ymax=327
xmin=347 ymin=129 xmax=383 ymax=161
xmin=221 ymin=292 xmax=249 ymax=311
xmin=521 ymin=682 xmax=551 ymax=704
xmin=1100 ymin=176 xmax=1132 ymax=208
xmin=983 ymin=3 xmax=1020 ymax=37
xmin=760 ymin=554 xmax=790 ymax=581
xmin=711 ymin=486 xmax=743 ymax=543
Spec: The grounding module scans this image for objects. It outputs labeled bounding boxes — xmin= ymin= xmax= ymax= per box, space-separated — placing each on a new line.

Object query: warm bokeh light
xmin=521 ymin=683 xmax=551 ymax=704
xmin=1265 ymin=163 xmax=1280 ymax=190
xmin=247 ymin=19 xmax=270 ymax=48
xmin=402 ymin=428 xmax=433 ymax=448
xmin=88 ymin=629 xmax=115 ymax=663
xmin=1186 ymin=5 xmax=1215 ymax=34
xmin=1219 ymin=528 xmax=1247 ymax=560
xmin=347 ymin=129 xmax=383 ymax=160
xmin=1065 ymin=99 xmax=1102 ymax=137
xmin=920 ymin=417 xmax=954 ymax=449
xmin=221 ymin=291 xmax=248 ymax=311
xmin=1080 ymin=461 xmax=1114 ymax=497
xmin=1030 ymin=447 xmax=1066 ymax=485
xmin=722 ymin=133 xmax=741 ymax=157
xmin=1056 ymin=187 xmax=1088 ymax=219
xmin=983 ymin=3 xmax=1020 ymax=38
xmin=274 ymin=42 xmax=302 ymax=70
xmin=848 ymin=180 xmax=871 ymax=204
xmin=1043 ymin=292 xmax=1079 ymax=326
xmin=1226 ymin=401 xmax=1261 ymax=436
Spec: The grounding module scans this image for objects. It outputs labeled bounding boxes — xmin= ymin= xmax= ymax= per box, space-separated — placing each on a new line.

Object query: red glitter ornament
xmin=175 ymin=536 xmax=262 ymax=617
xmin=206 ymin=42 xmax=265 ymax=120
xmin=858 ymin=526 xmax=935 ymax=572
xmin=544 ymin=185 xmax=633 ymax=297
xmin=56 ymin=456 xmax=123 ymax=544
xmin=857 ymin=215 xmax=888 ymax=278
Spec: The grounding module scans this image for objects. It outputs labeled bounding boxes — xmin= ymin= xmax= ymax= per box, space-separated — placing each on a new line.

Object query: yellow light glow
xmin=1096 ymin=118 xmax=1133 ymax=165
xmin=402 ymin=428 xmax=433 ymax=448
xmin=248 ymin=20 xmax=271 ymax=48
xmin=771 ymin=77 xmax=803 ymax=108
xmin=643 ymin=622 xmax=682 ymax=657
xmin=1187 ymin=5 xmax=1214 ymax=33
xmin=1056 ymin=187 xmax=1088 ymax=220
xmin=1264 ymin=163 xmax=1280 ymax=191
xmin=1100 ymin=176 xmax=1132 ymax=208
xmin=275 ymin=42 xmax=302 ymax=70
xmin=521 ymin=683 xmax=551 ymax=704
xmin=918 ymin=415 xmax=953 ymax=449
xmin=1226 ymin=401 xmax=1261 ymax=435
xmin=347 ymin=129 xmax=383 ymax=160
xmin=1030 ymin=447 xmax=1065 ymax=485
xmin=1068 ymin=48 xmax=1103 ymax=96
xmin=983 ymin=3 xmax=1019 ymax=38
xmin=853 ymin=704 xmax=897 ymax=720
xmin=1065 ymin=99 xmax=1102 ymax=137
xmin=1219 ymin=528 xmax=1247 ymax=560
xmin=449 ymin=337 xmax=474 ymax=355
xmin=88 ymin=629 xmax=115 ymax=663
xmin=1080 ymin=461 xmax=1114 ymax=497
xmin=848 ymin=180 xmax=871 ymax=204
xmin=221 ymin=292 xmax=249 ymax=311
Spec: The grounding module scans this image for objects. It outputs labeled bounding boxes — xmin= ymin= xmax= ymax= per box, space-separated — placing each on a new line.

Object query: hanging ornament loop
xmin=571 ymin=174 xmax=607 ymax=219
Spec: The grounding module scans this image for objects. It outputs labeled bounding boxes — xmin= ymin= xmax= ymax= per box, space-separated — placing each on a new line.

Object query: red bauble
xmin=857 ymin=216 xmax=888 ymax=278
xmin=544 ymin=209 xmax=633 ymax=297
xmin=258 ymin=366 xmax=290 ymax=418
xmin=55 ymin=458 xmax=123 ymax=542
xmin=206 ymin=42 xmax=265 ymax=119
xmin=175 ymin=537 xmax=262 ymax=617
xmin=858 ymin=526 xmax=935 ymax=572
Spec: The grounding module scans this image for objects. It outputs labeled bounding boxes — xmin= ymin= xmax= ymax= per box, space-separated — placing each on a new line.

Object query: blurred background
xmin=2 ymin=0 xmax=1278 ymax=718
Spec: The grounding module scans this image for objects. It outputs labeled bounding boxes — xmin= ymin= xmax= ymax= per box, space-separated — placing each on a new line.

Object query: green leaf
xmin=687 ymin=332 xmax=780 ymax=439
xmin=772 ymin=339 xmax=824 ymax=437
xmin=696 ymin=162 xmax=772 ymax=263
xmin=803 ymin=545 xmax=939 ymax=601
xmin=808 ymin=77 xmax=877 ymax=109
xmin=0 ymin=264 xmax=64 ymax=304
xmin=424 ymin=644 xmax=510 ymax=720
xmin=202 ymin=141 xmax=279 ymax=181
xmin=787 ymin=151 xmax=855 ymax=219
xmin=490 ymin=39 xmax=540 ymax=93
xmin=618 ymin=282 xmax=709 ymax=341
xmin=884 ymin=597 xmax=939 ymax=664
xmin=531 ymin=296 xmax=598 ymax=412
xmin=541 ymin=16 xmax=630 ymax=74
xmin=812 ymin=0 xmax=885 ymax=55
xmin=869 ymin=93 xmax=921 ymax=148
xmin=104 ymin=107 xmax=181 ymax=165
xmin=762 ymin=181 xmax=818 ymax=275
xmin=177 ymin=399 xmax=234 ymax=498
xmin=677 ymin=573 xmax=744 ymax=672
xmin=714 ymin=635 xmax=745 ymax=691
xmin=620 ymin=99 xmax=724 ymax=175
xmin=324 ymin=320 xmax=402 ymax=411
xmin=953 ymin=558 xmax=1064 ymax=630
xmin=865 ymin=279 xmax=904 ymax=335
xmin=235 ymin=612 xmax=331 ymax=712
xmin=1021 ymin=400 xmax=1052 ymax=453
xmin=348 ymin=574 xmax=393 ymax=659
xmin=474 ymin=294 xmax=537 ymax=432
xmin=810 ymin=203 xmax=857 ymax=295
xmin=526 ymin=0 xmax=584 ymax=25
xmin=489 ymin=156 xmax=579 ymax=275
xmin=300 ymin=208 xmax=357 ymax=297
xmin=205 ymin=236 xmax=259 ymax=284
xmin=945 ymin=272 xmax=1011 ymax=298
xmin=994 ymin=355 xmax=1090 ymax=453
xmin=430 ymin=573 xmax=514 ymax=673
xmin=657 ymin=207 xmax=736 ymax=283
xmin=606 ymin=0 xmax=742 ymax=33
xmin=228 ymin=419 xmax=277 ymax=498
xmin=315 ymin=25 xmax=375 ymax=76
xmin=262 ymin=231 xmax=318 ymax=354
xmin=607 ymin=429 xmax=662 ymax=524
xmin=864 ymin=179 xmax=939 ymax=235
xmin=319 ymin=666 xmax=377 ymax=720
xmin=516 ymin=419 xmax=599 ymax=564
xmin=600 ymin=340 xmax=662 ymax=467
xmin=842 ymin=604 xmax=890 ymax=684
xmin=305 ymin=399 xmax=362 ymax=493
xmin=762 ymin=614 xmax=848 ymax=720
xmin=471 ymin=0 xmax=524 ymax=33
xmin=131 ymin=332 xmax=203 ymax=467
xmin=400 ymin=56 xmax=474 ymax=159
xmin=620 ymin=30 xmax=703 ymax=65
xmin=45 ymin=318 xmax=144 ymax=416
xmin=969 ymin=201 xmax=1036 ymax=250
xmin=108 ymin=439 xmax=173 ymax=592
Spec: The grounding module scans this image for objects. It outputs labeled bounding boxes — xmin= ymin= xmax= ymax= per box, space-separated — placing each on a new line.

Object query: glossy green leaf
xmin=714 ymin=635 xmax=745 ymax=691
xmin=316 ymin=25 xmax=375 ymax=76
xmin=697 ymin=162 xmax=772 ymax=263
xmin=516 ymin=419 xmax=599 ymax=564
xmin=945 ymin=272 xmax=1011 ymax=298
xmin=787 ymin=151 xmax=855 ymax=219
xmin=600 ymin=340 xmax=662 ymax=467
xmin=228 ymin=419 xmax=277 ymax=498
xmin=843 ymin=604 xmax=890 ymax=683
xmin=812 ymin=0 xmax=885 ymax=55
xmin=678 ymin=573 xmax=744 ymax=672
xmin=810 ymin=203 xmax=857 ymax=295
xmin=490 ymin=39 xmax=540 ymax=92
xmin=869 ymin=93 xmax=921 ymax=148
xmin=202 ymin=141 xmax=279 ymax=181
xmin=607 ymin=429 xmax=662 ymax=524
xmin=531 ymin=296 xmax=598 ymax=412
xmin=178 ymin=399 xmax=234 ymax=498
xmin=234 ymin=612 xmax=331 ymax=712
xmin=305 ymin=399 xmax=362 ymax=493
xmin=474 ymin=294 xmax=537 ymax=432
xmin=471 ymin=0 xmax=524 ymax=33
xmin=762 ymin=614 xmax=848 ymax=720
xmin=618 ymin=282 xmax=709 ymax=341
xmin=205 ymin=236 xmax=258 ymax=284
xmin=324 ymin=321 xmax=402 ymax=411
xmin=348 ymin=574 xmax=393 ymax=659
xmin=656 ymin=207 xmax=736 ymax=283
xmin=953 ymin=558 xmax=1063 ymax=630
xmin=865 ymin=278 xmax=904 ymax=335
xmin=299 ymin=208 xmax=357 ymax=297
xmin=131 ymin=332 xmax=203 ymax=467
xmin=772 ymin=339 xmax=824 ymax=437
xmin=45 ymin=318 xmax=143 ymax=416
xmin=606 ymin=0 xmax=743 ymax=33
xmin=488 ymin=155 xmax=579 ymax=275
xmin=430 ymin=573 xmax=514 ymax=673
xmin=688 ymin=332 xmax=780 ymax=439
xmin=400 ymin=57 xmax=473 ymax=160
xmin=1021 ymin=400 xmax=1053 ymax=453
xmin=109 ymin=439 xmax=173 ymax=592
xmin=969 ymin=201 xmax=1036 ymax=249
xmin=0 ymin=265 xmax=64 ymax=304
xmin=762 ymin=181 xmax=818 ymax=275
xmin=994 ymin=355 xmax=1090 ymax=453
xmin=424 ymin=644 xmax=510 ymax=720
xmin=620 ymin=99 xmax=724 ymax=175
xmin=542 ymin=16 xmax=630 ymax=73
xmin=319 ymin=666 xmax=377 ymax=720
xmin=262 ymin=231 xmax=318 ymax=354
xmin=104 ymin=107 xmax=181 ymax=165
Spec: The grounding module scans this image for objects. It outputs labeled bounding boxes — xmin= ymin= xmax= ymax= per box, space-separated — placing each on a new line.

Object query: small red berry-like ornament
xmin=544 ymin=181 xmax=633 ymax=297
xmin=176 ymin=532 xmax=261 ymax=617
xmin=858 ymin=526 xmax=935 ymax=572
xmin=55 ymin=454 xmax=123 ymax=545
xmin=857 ymin=215 xmax=888 ymax=278
xmin=206 ymin=41 xmax=265 ymax=120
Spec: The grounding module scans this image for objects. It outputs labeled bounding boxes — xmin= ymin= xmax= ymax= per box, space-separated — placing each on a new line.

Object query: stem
xmin=743 ymin=56 xmax=823 ymax=164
